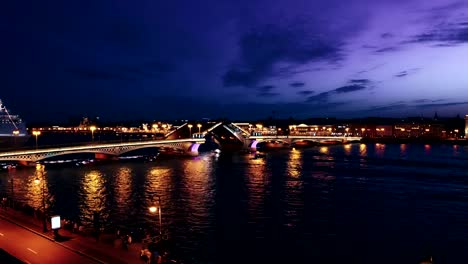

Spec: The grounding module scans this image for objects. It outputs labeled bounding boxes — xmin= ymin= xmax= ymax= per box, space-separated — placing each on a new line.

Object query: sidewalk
xmin=0 ymin=206 xmax=144 ymax=264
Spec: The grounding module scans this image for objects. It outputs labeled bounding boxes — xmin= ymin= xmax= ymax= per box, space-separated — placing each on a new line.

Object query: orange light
xmin=149 ymin=206 xmax=158 ymax=213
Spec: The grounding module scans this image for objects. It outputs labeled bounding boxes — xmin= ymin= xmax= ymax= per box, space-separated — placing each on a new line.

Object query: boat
xmin=0 ymin=99 xmax=30 ymax=149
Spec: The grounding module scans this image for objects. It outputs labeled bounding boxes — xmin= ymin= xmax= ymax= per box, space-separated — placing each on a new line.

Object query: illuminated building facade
xmin=465 ymin=115 xmax=468 ymax=139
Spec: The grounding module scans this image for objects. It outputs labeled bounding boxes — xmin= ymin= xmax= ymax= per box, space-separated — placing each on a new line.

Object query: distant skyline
xmin=2 ymin=0 xmax=468 ymax=122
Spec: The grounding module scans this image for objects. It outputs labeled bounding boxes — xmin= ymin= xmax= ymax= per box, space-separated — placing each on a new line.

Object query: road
xmin=0 ymin=218 xmax=98 ymax=264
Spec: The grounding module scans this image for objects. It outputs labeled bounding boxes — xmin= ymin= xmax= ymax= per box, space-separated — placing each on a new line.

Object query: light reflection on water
xmin=80 ymin=170 xmax=108 ymax=226
xmin=0 ymin=143 xmax=468 ymax=263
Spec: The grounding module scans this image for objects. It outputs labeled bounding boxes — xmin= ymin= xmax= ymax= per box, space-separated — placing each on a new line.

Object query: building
xmin=465 ymin=115 xmax=468 ymax=139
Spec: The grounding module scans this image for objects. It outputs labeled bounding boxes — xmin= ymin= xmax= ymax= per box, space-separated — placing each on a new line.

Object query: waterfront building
xmin=465 ymin=115 xmax=468 ymax=139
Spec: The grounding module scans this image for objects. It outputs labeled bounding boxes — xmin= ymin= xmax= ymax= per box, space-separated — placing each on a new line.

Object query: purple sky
xmin=2 ymin=0 xmax=468 ymax=121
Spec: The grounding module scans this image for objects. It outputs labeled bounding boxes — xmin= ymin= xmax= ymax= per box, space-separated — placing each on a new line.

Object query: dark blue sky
xmin=2 ymin=0 xmax=468 ymax=122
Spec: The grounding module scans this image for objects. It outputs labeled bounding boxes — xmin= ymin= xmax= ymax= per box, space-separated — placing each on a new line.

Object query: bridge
xmin=195 ymin=122 xmax=362 ymax=151
xmin=246 ymin=135 xmax=362 ymax=149
xmin=0 ymin=138 xmax=204 ymax=163
xmin=0 ymin=120 xmax=363 ymax=163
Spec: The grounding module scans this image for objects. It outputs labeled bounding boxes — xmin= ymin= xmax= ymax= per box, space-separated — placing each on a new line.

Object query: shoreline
xmin=360 ymin=137 xmax=467 ymax=145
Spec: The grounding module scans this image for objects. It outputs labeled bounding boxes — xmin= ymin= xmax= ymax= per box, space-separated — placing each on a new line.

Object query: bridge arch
xmin=0 ymin=139 xmax=205 ymax=163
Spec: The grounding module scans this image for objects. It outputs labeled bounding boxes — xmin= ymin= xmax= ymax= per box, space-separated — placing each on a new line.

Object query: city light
xmin=90 ymin=126 xmax=96 ymax=142
xmin=32 ymin=130 xmax=41 ymax=150
xmin=188 ymin=124 xmax=193 ymax=137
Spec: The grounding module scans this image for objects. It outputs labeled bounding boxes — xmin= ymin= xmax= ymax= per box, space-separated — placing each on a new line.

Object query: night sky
xmin=2 ymin=0 xmax=468 ymax=122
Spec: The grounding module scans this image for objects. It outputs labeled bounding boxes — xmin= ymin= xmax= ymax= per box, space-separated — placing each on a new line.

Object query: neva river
xmin=1 ymin=143 xmax=468 ymax=264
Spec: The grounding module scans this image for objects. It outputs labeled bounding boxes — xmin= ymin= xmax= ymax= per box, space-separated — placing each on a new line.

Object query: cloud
xmin=297 ymin=90 xmax=314 ymax=96
xmin=364 ymin=102 xmax=409 ymax=113
xmin=412 ymin=99 xmax=431 ymax=103
xmin=306 ymin=91 xmax=330 ymax=103
xmin=414 ymin=101 xmax=468 ymax=108
xmin=256 ymin=85 xmax=278 ymax=97
xmin=258 ymin=85 xmax=275 ymax=92
xmin=412 ymin=23 xmax=468 ymax=45
xmin=290 ymin=82 xmax=305 ymax=87
xmin=381 ymin=33 xmax=393 ymax=39
xmin=306 ymin=79 xmax=371 ymax=103
xmin=223 ymin=24 xmax=342 ymax=87
xmin=375 ymin=47 xmax=399 ymax=53
xmin=334 ymin=84 xmax=367 ymax=93
xmin=394 ymin=68 xmax=420 ymax=78
xmin=258 ymin=92 xmax=280 ymax=97
xmin=349 ymin=79 xmax=370 ymax=85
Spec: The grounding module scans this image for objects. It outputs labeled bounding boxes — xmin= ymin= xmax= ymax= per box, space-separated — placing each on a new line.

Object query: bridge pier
xmin=186 ymin=143 xmax=201 ymax=156
xmin=244 ymin=139 xmax=258 ymax=151
xmin=18 ymin=160 xmax=36 ymax=167
xmin=95 ymin=153 xmax=118 ymax=160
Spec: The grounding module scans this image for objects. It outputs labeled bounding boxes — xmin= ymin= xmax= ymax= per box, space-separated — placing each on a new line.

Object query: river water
xmin=1 ymin=143 xmax=468 ymax=264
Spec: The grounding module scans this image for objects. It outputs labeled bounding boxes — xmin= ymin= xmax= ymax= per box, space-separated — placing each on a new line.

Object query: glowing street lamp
xmin=34 ymin=164 xmax=48 ymax=233
xmin=90 ymin=126 xmax=96 ymax=142
xmin=188 ymin=124 xmax=193 ymax=138
xmin=13 ymin=129 xmax=19 ymax=144
xmin=148 ymin=195 xmax=163 ymax=235
xmin=32 ymin=130 xmax=41 ymax=150
xmin=197 ymin=124 xmax=202 ymax=134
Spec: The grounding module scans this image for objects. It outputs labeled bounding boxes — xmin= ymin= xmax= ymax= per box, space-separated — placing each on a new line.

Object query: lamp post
xmin=148 ymin=195 xmax=162 ymax=235
xmin=13 ymin=129 xmax=19 ymax=145
xmin=197 ymin=124 xmax=202 ymax=134
xmin=34 ymin=164 xmax=48 ymax=233
xmin=32 ymin=131 xmax=41 ymax=150
xmin=9 ymin=170 xmax=14 ymax=208
xmin=90 ymin=126 xmax=96 ymax=142
xmin=188 ymin=124 xmax=193 ymax=138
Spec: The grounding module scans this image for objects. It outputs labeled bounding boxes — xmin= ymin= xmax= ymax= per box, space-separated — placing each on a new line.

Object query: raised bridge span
xmin=0 ymin=138 xmax=204 ymax=163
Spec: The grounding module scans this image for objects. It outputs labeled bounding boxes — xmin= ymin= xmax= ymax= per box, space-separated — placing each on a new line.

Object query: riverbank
xmin=361 ymin=137 xmax=467 ymax=145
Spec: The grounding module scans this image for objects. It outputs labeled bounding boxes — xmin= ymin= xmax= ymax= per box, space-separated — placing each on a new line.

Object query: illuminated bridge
xmin=246 ymin=135 xmax=362 ymax=149
xmin=0 ymin=138 xmax=204 ymax=163
xmin=196 ymin=122 xmax=362 ymax=151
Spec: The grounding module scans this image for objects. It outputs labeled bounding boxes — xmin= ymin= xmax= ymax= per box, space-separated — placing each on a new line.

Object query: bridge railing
xmin=0 ymin=137 xmax=185 ymax=153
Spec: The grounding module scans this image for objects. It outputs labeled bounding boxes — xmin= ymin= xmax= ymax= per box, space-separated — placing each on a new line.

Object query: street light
xmin=197 ymin=124 xmax=202 ymax=134
xmin=90 ymin=126 xmax=96 ymax=142
xmin=188 ymin=124 xmax=193 ymax=138
xmin=13 ymin=129 xmax=19 ymax=145
xmin=9 ymin=169 xmax=14 ymax=208
xmin=32 ymin=131 xmax=41 ymax=150
xmin=34 ymin=164 xmax=48 ymax=233
xmin=148 ymin=196 xmax=162 ymax=235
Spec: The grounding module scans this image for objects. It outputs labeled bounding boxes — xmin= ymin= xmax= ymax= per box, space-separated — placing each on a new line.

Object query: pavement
xmin=0 ymin=206 xmax=145 ymax=264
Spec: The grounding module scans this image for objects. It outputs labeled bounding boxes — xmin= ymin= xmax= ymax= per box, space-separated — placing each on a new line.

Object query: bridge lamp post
xmin=197 ymin=124 xmax=202 ymax=134
xmin=188 ymin=124 xmax=193 ymax=138
xmin=345 ymin=128 xmax=349 ymax=136
xmin=34 ymin=164 xmax=48 ymax=233
xmin=90 ymin=126 xmax=96 ymax=143
xmin=9 ymin=170 xmax=14 ymax=208
xmin=148 ymin=195 xmax=163 ymax=236
xmin=13 ymin=129 xmax=19 ymax=144
xmin=32 ymin=131 xmax=41 ymax=150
